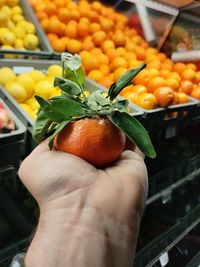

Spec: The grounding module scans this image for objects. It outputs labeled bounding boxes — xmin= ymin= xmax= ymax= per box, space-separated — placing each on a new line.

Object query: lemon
xmin=17 ymin=73 xmax=35 ymax=98
xmin=28 ymin=69 xmax=45 ymax=82
xmin=34 ymin=80 xmax=54 ymax=99
xmin=1 ymin=6 xmax=12 ymax=16
xmin=0 ymin=27 xmax=9 ymax=43
xmin=0 ymin=10 xmax=9 ymax=26
xmin=1 ymin=44 xmax=16 ymax=58
xmin=7 ymin=0 xmax=19 ymax=7
xmin=49 ymin=89 xmax=61 ymax=98
xmin=23 ymin=34 xmax=38 ymax=50
xmin=29 ymin=110 xmax=37 ymax=120
xmin=12 ymin=14 xmax=24 ymax=24
xmin=7 ymin=20 xmax=15 ymax=30
xmin=19 ymin=103 xmax=33 ymax=114
xmin=11 ymin=6 xmax=22 ymax=15
xmin=14 ymin=38 xmax=24 ymax=49
xmin=5 ymin=81 xmax=27 ymax=103
xmin=0 ymin=67 xmax=16 ymax=85
xmin=47 ymin=65 xmax=62 ymax=77
xmin=13 ymin=26 xmax=26 ymax=39
xmin=25 ymin=98 xmax=40 ymax=111
xmin=17 ymin=20 xmax=27 ymax=28
xmin=1 ymin=31 xmax=15 ymax=45
xmin=24 ymin=22 xmax=36 ymax=34
xmin=0 ymin=0 xmax=6 ymax=8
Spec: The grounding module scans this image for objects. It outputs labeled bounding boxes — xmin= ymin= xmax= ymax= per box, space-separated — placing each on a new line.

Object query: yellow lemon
xmin=17 ymin=20 xmax=27 ymax=28
xmin=12 ymin=26 xmax=26 ymax=39
xmin=7 ymin=0 xmax=19 ymax=7
xmin=1 ymin=6 xmax=12 ymax=16
xmin=0 ymin=67 xmax=16 ymax=85
xmin=49 ymin=89 xmax=61 ymax=98
xmin=17 ymin=73 xmax=35 ymax=98
xmin=23 ymin=34 xmax=38 ymax=50
xmin=7 ymin=20 xmax=15 ymax=30
xmin=25 ymin=98 xmax=40 ymax=111
xmin=29 ymin=110 xmax=37 ymax=120
xmin=28 ymin=69 xmax=45 ymax=82
xmin=24 ymin=22 xmax=36 ymax=34
xmin=0 ymin=27 xmax=9 ymax=43
xmin=19 ymin=103 xmax=33 ymax=114
xmin=14 ymin=38 xmax=24 ymax=49
xmin=11 ymin=6 xmax=22 ymax=15
xmin=1 ymin=31 xmax=15 ymax=45
xmin=34 ymin=80 xmax=54 ymax=99
xmin=5 ymin=81 xmax=27 ymax=103
xmin=12 ymin=14 xmax=24 ymax=24
xmin=0 ymin=10 xmax=9 ymax=27
xmin=47 ymin=65 xmax=62 ymax=77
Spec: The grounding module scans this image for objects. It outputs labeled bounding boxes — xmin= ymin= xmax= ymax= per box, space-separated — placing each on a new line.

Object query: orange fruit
xmin=47 ymin=18 xmax=61 ymax=35
xmin=97 ymin=54 xmax=109 ymax=65
xmin=116 ymin=47 xmax=126 ymax=56
xmin=179 ymin=80 xmax=193 ymax=95
xmin=133 ymin=69 xmax=150 ymax=86
xmin=132 ymin=35 xmax=142 ymax=45
xmin=120 ymin=85 xmax=134 ymax=95
xmin=82 ymin=55 xmax=99 ymax=73
xmin=147 ymin=77 xmax=165 ymax=93
xmin=187 ymin=63 xmax=197 ymax=71
xmin=67 ymin=39 xmax=82 ymax=54
xmin=164 ymin=78 xmax=180 ymax=91
xmin=88 ymin=69 xmax=103 ymax=82
xmin=100 ymin=18 xmax=114 ymax=32
xmin=172 ymin=92 xmax=180 ymax=105
xmin=148 ymin=68 xmax=160 ymax=77
xmin=145 ymin=54 xmax=157 ymax=63
xmin=181 ymin=69 xmax=196 ymax=82
xmin=132 ymin=85 xmax=147 ymax=95
xmin=124 ymin=51 xmax=136 ymax=61
xmin=92 ymin=30 xmax=106 ymax=46
xmin=134 ymin=46 xmax=146 ymax=61
xmin=177 ymin=92 xmax=189 ymax=104
xmin=195 ymin=72 xmax=200 ymax=83
xmin=112 ymin=32 xmax=126 ymax=47
xmin=41 ymin=18 xmax=49 ymax=31
xmin=125 ymin=42 xmax=136 ymax=52
xmin=70 ymin=10 xmax=80 ymax=21
xmin=106 ymin=49 xmax=119 ymax=62
xmin=122 ymin=91 xmax=138 ymax=104
xmin=168 ymin=72 xmax=181 ymax=82
xmin=127 ymin=59 xmax=140 ymax=69
xmin=154 ymin=86 xmax=174 ymax=107
xmin=36 ymin=11 xmax=47 ymax=21
xmin=90 ymin=23 xmax=101 ymax=34
xmin=160 ymin=69 xmax=170 ymax=79
xmin=54 ymin=116 xmax=126 ymax=167
xmin=191 ymin=86 xmax=200 ymax=99
xmin=58 ymin=8 xmax=71 ymax=23
xmin=88 ymin=10 xmax=99 ymax=23
xmin=82 ymin=38 xmax=94 ymax=51
xmin=110 ymin=57 xmax=127 ymax=72
xmin=53 ymin=0 xmax=66 ymax=8
xmin=146 ymin=60 xmax=161 ymax=70
xmin=101 ymin=40 xmax=115 ymax=53
xmin=79 ymin=17 xmax=90 ymax=25
xmin=99 ymin=77 xmax=113 ymax=88
xmin=47 ymin=33 xmax=58 ymax=43
xmin=99 ymin=65 xmax=110 ymax=76
xmin=160 ymin=63 xmax=172 ymax=71
xmin=60 ymin=37 xmax=70 ymax=50
xmin=45 ymin=2 xmax=57 ymax=16
xmin=173 ymin=62 xmax=186 ymax=74
xmin=77 ymin=22 xmax=89 ymax=38
xmin=114 ymin=67 xmax=127 ymax=81
xmin=91 ymin=1 xmax=102 ymax=12
xmin=157 ymin=53 xmax=166 ymax=62
xmin=66 ymin=2 xmax=77 ymax=10
xmin=64 ymin=23 xmax=77 ymax=39
xmin=137 ymin=93 xmax=157 ymax=109
xmin=52 ymin=38 xmax=65 ymax=52
xmin=91 ymin=48 xmax=102 ymax=55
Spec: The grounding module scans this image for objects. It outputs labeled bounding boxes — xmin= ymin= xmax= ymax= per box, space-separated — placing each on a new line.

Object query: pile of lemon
xmin=0 ymin=0 xmax=39 ymax=53
xmin=0 ymin=65 xmax=63 ymax=119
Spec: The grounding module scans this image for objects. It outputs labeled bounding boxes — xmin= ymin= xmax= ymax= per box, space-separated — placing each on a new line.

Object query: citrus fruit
xmin=154 ymin=86 xmax=174 ymax=107
xmin=147 ymin=77 xmax=165 ymax=93
xmin=34 ymin=80 xmax=54 ymax=99
xmin=29 ymin=69 xmax=45 ymax=82
xmin=137 ymin=93 xmax=157 ymax=109
xmin=47 ymin=65 xmax=62 ymax=77
xmin=23 ymin=34 xmax=39 ymax=50
xmin=181 ymin=69 xmax=196 ymax=82
xmin=191 ymin=86 xmax=200 ymax=99
xmin=5 ymin=81 xmax=27 ymax=103
xmin=17 ymin=73 xmax=36 ymax=98
xmin=25 ymin=98 xmax=40 ymax=111
xmin=54 ymin=116 xmax=126 ymax=167
xmin=0 ymin=67 xmax=16 ymax=85
xmin=177 ymin=92 xmax=189 ymax=104
xmin=179 ymin=80 xmax=193 ymax=95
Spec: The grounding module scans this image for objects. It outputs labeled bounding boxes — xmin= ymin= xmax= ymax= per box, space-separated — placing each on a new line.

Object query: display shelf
xmin=135 ymin=204 xmax=200 ymax=267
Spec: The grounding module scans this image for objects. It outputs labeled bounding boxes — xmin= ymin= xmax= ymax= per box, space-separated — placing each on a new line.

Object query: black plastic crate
xmin=0 ymin=98 xmax=26 ymax=169
xmin=186 ymin=250 xmax=200 ymax=267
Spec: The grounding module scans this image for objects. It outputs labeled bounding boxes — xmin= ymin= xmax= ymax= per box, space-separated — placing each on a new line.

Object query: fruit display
xmin=32 ymin=52 xmax=156 ymax=167
xmin=0 ymin=0 xmax=40 ymax=53
xmin=28 ymin=0 xmax=200 ymax=110
xmin=0 ymin=64 xmax=63 ymax=120
xmin=0 ymin=100 xmax=15 ymax=132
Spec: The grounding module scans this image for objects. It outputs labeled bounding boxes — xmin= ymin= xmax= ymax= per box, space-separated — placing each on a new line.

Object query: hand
xmin=19 ymin=140 xmax=148 ymax=267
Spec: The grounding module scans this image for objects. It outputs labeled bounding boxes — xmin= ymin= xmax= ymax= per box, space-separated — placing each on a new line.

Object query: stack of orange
xmin=29 ymin=0 xmax=200 ymax=109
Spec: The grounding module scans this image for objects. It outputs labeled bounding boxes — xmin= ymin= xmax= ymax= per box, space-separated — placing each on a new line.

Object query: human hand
xmin=19 ymin=141 xmax=148 ymax=267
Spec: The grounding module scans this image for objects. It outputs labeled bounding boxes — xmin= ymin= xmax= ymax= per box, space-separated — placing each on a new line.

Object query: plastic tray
xmin=0 ymin=98 xmax=26 ymax=168
xmin=0 ymin=0 xmax=53 ymax=59
xmin=134 ymin=204 xmax=200 ymax=267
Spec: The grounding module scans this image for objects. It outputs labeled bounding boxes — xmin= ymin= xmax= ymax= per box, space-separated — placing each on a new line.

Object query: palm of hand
xmin=19 ymin=141 xmax=148 ymax=223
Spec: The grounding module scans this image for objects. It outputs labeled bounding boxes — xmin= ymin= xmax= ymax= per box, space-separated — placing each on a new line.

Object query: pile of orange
xmin=29 ymin=0 xmax=200 ymax=109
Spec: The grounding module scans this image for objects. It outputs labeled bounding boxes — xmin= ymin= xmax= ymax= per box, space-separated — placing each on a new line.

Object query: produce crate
xmin=0 ymin=0 xmax=53 ymax=59
xmin=0 ymin=98 xmax=26 ymax=169
xmin=0 ymin=59 xmax=143 ymax=154
xmin=134 ymin=204 xmax=200 ymax=267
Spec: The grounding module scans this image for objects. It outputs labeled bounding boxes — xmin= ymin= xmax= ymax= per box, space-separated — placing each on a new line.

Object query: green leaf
xmin=42 ymin=105 xmax=67 ymax=122
xmin=51 ymin=96 xmax=86 ymax=117
xmin=108 ymin=63 xmax=146 ymax=100
xmin=108 ymin=111 xmax=156 ymax=158
xmin=54 ymin=76 xmax=81 ymax=95
xmin=32 ymin=109 xmax=52 ymax=144
xmin=112 ymin=100 xmax=129 ymax=112
xmin=62 ymin=52 xmax=82 ymax=71
xmin=35 ymin=95 xmax=50 ymax=108
xmin=48 ymin=120 xmax=70 ymax=149
xmin=86 ymin=91 xmax=110 ymax=110
xmin=64 ymin=67 xmax=85 ymax=88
